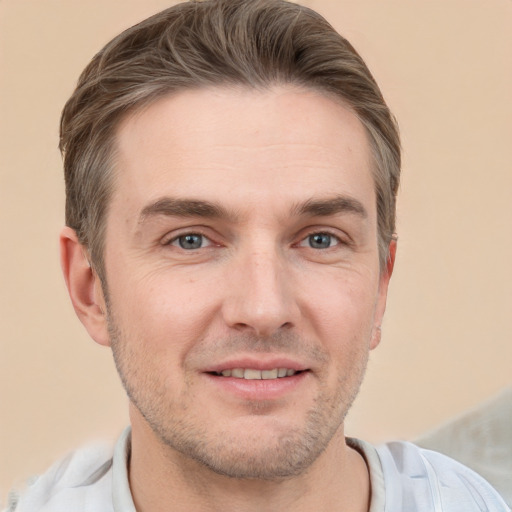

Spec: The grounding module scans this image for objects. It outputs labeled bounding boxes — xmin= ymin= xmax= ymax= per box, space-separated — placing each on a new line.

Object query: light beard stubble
xmin=106 ymin=307 xmax=370 ymax=481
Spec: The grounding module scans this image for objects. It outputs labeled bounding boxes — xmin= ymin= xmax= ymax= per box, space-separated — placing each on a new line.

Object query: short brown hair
xmin=60 ymin=0 xmax=400 ymax=279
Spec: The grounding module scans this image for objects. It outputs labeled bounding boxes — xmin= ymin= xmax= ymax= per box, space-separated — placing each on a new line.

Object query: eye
xmin=170 ymin=233 xmax=212 ymax=250
xmin=300 ymin=232 xmax=340 ymax=249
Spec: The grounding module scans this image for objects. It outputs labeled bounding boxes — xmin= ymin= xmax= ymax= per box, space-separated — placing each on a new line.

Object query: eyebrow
xmin=139 ymin=198 xmax=237 ymax=224
xmin=138 ymin=194 xmax=367 ymax=225
xmin=293 ymin=195 xmax=368 ymax=219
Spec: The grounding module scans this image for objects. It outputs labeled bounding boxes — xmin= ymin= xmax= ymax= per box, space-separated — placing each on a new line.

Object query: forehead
xmin=112 ymin=85 xmax=375 ymax=220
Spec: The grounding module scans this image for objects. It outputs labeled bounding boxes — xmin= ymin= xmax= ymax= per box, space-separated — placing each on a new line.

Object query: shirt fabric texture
xmin=5 ymin=427 xmax=509 ymax=512
xmin=415 ymin=387 xmax=512 ymax=506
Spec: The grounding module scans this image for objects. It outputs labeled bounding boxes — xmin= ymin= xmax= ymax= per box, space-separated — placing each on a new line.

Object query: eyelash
xmin=297 ymin=232 xmax=344 ymax=250
xmin=163 ymin=229 xmax=347 ymax=251
xmin=164 ymin=232 xmax=214 ymax=250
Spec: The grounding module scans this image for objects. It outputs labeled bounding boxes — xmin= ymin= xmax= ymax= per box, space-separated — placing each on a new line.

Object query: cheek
xmin=108 ymin=267 xmax=222 ymax=354
xmin=304 ymin=270 xmax=379 ymax=346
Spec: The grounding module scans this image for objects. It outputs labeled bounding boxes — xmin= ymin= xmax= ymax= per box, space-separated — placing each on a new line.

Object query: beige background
xmin=1 ymin=0 xmax=511 ymax=501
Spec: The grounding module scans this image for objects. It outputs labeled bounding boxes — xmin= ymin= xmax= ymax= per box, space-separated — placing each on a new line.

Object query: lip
xmin=203 ymin=370 xmax=309 ymax=401
xmin=204 ymin=356 xmax=309 ymax=374
xmin=201 ymin=355 xmax=311 ymax=401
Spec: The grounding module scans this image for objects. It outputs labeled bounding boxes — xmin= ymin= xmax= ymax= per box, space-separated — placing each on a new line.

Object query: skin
xmin=61 ymin=85 xmax=395 ymax=512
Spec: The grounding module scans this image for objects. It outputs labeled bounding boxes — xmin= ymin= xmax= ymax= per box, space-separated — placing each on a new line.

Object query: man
xmin=7 ymin=0 xmax=508 ymax=511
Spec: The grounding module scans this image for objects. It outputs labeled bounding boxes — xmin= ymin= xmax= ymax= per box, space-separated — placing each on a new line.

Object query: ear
xmin=60 ymin=226 xmax=111 ymax=347
xmin=370 ymin=238 xmax=397 ymax=350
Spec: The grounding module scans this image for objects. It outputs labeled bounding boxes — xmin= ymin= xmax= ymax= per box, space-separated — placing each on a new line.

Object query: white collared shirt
xmin=5 ymin=427 xmax=509 ymax=511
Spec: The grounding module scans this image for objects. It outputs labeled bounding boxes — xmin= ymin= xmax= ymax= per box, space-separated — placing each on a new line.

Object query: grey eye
xmin=178 ymin=234 xmax=204 ymax=249
xmin=308 ymin=233 xmax=334 ymax=249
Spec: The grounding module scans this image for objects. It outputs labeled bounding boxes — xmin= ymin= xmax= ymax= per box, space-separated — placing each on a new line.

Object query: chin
xmin=149 ymin=406 xmax=345 ymax=481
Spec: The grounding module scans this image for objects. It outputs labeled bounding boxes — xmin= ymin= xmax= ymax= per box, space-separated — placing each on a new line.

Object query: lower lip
xmin=203 ymin=372 xmax=309 ymax=400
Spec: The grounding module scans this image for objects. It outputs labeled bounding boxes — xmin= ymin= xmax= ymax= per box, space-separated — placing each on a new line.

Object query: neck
xmin=128 ymin=410 xmax=370 ymax=512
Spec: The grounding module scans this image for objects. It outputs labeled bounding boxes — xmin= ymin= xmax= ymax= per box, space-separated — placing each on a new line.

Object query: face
xmin=100 ymin=86 xmax=392 ymax=479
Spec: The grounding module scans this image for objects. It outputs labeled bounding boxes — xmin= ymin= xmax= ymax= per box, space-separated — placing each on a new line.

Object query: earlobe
xmin=370 ymin=325 xmax=382 ymax=350
xmin=60 ymin=226 xmax=110 ymax=347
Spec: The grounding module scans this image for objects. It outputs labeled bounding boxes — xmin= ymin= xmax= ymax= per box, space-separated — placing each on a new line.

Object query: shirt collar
xmin=111 ymin=428 xmax=385 ymax=512
xmin=112 ymin=427 xmax=137 ymax=512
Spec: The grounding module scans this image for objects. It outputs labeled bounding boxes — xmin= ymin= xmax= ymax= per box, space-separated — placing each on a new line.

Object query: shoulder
xmin=5 ymin=442 xmax=115 ymax=512
xmin=376 ymin=441 xmax=510 ymax=511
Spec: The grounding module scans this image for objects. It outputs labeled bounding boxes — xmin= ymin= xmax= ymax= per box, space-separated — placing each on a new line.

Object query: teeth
xmin=261 ymin=369 xmax=278 ymax=379
xmin=217 ymin=368 xmax=298 ymax=379
xmin=244 ymin=369 xmax=262 ymax=380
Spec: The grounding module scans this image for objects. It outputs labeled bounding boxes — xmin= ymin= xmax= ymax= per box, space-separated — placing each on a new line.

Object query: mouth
xmin=203 ymin=361 xmax=310 ymax=400
xmin=209 ymin=368 xmax=305 ymax=380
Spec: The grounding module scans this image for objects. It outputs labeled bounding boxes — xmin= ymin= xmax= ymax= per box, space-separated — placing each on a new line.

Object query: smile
xmin=213 ymin=368 xmax=300 ymax=380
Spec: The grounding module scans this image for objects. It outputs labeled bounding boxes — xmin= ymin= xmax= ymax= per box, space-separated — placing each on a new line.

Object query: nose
xmin=221 ymin=245 xmax=299 ymax=337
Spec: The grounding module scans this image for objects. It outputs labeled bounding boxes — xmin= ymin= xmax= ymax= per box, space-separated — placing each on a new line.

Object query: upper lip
xmin=203 ymin=356 xmax=310 ymax=373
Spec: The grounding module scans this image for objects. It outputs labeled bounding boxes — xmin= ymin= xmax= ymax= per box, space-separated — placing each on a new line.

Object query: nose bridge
xmin=222 ymin=238 xmax=296 ymax=336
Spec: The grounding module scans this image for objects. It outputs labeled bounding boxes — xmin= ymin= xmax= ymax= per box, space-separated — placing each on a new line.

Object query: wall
xmin=1 ymin=0 xmax=511 ymax=499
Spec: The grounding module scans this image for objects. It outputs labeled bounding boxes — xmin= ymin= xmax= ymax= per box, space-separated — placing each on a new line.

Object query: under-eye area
xmin=209 ymin=369 xmax=308 ymax=380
